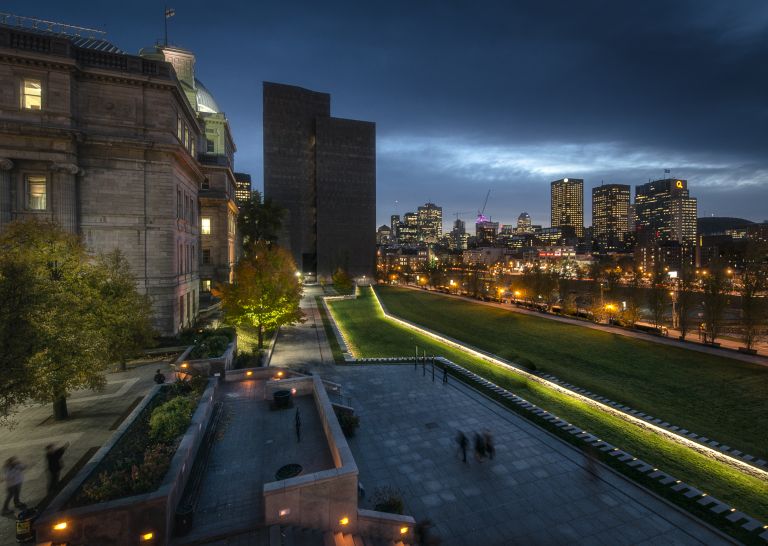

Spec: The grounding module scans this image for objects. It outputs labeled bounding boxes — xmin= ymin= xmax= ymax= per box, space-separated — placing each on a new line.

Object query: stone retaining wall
xmin=35 ymin=380 xmax=219 ymax=545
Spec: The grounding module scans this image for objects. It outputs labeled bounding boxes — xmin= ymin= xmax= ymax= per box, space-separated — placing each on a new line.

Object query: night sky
xmin=5 ymin=0 xmax=767 ymax=229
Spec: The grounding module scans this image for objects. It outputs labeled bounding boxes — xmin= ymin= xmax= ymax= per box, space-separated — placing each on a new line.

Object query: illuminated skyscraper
xmin=634 ymin=179 xmax=697 ymax=244
xmin=417 ymin=202 xmax=443 ymax=243
xmin=551 ymin=178 xmax=584 ymax=237
xmin=234 ymin=172 xmax=252 ymax=206
xmin=592 ymin=184 xmax=630 ymax=252
xmin=516 ymin=212 xmax=532 ymax=233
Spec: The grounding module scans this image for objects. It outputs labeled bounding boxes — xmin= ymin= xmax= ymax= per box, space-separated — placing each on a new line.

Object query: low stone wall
xmin=35 ymin=380 xmax=219 ymax=545
xmin=176 ymin=337 xmax=237 ymax=377
xmin=262 ymin=375 xmax=414 ymax=541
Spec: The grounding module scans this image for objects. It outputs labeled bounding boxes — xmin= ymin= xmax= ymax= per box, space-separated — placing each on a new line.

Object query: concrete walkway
xmin=175 ymin=378 xmax=334 ymax=544
xmin=270 ymin=285 xmax=335 ymax=371
xmin=400 ymin=285 xmax=768 ymax=366
xmin=0 ymin=358 xmax=175 ymax=543
xmin=329 ymin=365 xmax=733 ymax=546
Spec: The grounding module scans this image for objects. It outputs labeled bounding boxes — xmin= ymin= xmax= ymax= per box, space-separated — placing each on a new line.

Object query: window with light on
xmin=201 ymin=279 xmax=211 ymax=292
xmin=26 ymin=176 xmax=47 ymax=210
xmin=201 ymin=217 xmax=211 ymax=235
xmin=22 ymin=78 xmax=42 ymax=110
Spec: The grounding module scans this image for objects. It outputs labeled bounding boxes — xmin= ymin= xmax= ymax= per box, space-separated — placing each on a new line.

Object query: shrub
xmin=149 ymin=396 xmax=195 ymax=443
xmin=190 ymin=334 xmax=230 ymax=359
xmin=371 ymin=486 xmax=404 ymax=514
xmin=337 ymin=412 xmax=360 ymax=437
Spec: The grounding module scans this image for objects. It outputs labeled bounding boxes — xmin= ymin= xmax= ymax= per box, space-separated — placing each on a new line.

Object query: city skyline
xmin=2 ymin=1 xmax=765 ymax=226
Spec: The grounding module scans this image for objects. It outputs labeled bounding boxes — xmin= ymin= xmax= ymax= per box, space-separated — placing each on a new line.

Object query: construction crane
xmin=477 ymin=189 xmax=491 ymax=223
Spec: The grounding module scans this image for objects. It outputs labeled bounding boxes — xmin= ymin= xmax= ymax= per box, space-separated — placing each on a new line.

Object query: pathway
xmin=175 ymin=378 xmax=334 ymax=544
xmin=270 ymin=285 xmax=335 ymax=371
xmin=0 ymin=359 xmax=174 ymax=543
xmin=328 ymin=365 xmax=733 ymax=546
xmin=400 ymin=285 xmax=768 ymax=366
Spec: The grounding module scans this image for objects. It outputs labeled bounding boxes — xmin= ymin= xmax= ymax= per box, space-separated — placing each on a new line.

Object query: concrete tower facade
xmin=263 ymin=82 xmax=375 ymax=280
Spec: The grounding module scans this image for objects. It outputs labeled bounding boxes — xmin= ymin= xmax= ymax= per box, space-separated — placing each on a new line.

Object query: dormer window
xmin=22 ymin=78 xmax=42 ymax=110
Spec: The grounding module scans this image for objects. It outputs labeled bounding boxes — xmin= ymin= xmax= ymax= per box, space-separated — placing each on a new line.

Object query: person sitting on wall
xmin=153 ymin=369 xmax=166 ymax=384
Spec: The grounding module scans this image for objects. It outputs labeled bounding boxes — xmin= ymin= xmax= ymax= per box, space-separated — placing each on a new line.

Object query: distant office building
xmin=263 ymin=82 xmax=376 ymax=279
xmin=234 ymin=172 xmax=252 ymax=205
xmin=390 ymin=214 xmax=400 ymax=239
xmin=551 ymin=178 xmax=584 ymax=237
xmin=476 ymin=220 xmax=499 ymax=246
xmin=397 ymin=212 xmax=418 ymax=246
xmin=634 ymin=179 xmax=697 ymax=245
xmin=451 ymin=218 xmax=468 ymax=251
xmin=516 ymin=212 xmax=533 ymax=233
xmin=376 ymin=225 xmax=392 ymax=245
xmin=592 ymin=184 xmax=630 ymax=252
xmin=417 ymin=202 xmax=442 ymax=243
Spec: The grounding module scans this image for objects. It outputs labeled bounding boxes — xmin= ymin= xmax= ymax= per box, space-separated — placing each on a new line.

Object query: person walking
xmin=153 ymin=369 xmax=166 ymax=384
xmin=456 ymin=431 xmax=468 ymax=463
xmin=483 ymin=430 xmax=495 ymax=460
xmin=45 ymin=442 xmax=70 ymax=495
xmin=473 ymin=432 xmax=486 ymax=462
xmin=2 ymin=457 xmax=27 ymax=516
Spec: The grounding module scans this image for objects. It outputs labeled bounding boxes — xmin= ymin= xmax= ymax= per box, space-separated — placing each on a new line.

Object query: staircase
xmin=269 ymin=525 xmax=409 ymax=546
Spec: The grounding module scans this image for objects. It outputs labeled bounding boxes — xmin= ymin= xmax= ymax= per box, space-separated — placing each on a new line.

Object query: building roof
xmin=0 ymin=19 xmax=123 ymax=53
xmin=195 ymin=78 xmax=221 ymax=114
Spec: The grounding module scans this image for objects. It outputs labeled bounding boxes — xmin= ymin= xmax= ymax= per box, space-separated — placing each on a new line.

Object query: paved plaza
xmin=0 ymin=359 xmax=174 ymax=544
xmin=176 ymin=378 xmax=334 ymax=544
xmin=269 ymin=286 xmax=336 ymax=371
xmin=327 ymin=364 xmax=732 ymax=545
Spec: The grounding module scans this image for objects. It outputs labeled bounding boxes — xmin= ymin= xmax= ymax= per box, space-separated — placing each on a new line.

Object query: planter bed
xmin=35 ymin=378 xmax=218 ymax=545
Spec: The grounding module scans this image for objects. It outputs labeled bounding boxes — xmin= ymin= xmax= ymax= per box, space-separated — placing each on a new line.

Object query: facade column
xmin=0 ymin=158 xmax=13 ymax=229
xmin=49 ymin=162 xmax=81 ymax=234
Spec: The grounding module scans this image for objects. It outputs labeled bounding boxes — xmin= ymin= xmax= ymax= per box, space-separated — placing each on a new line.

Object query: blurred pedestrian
xmin=2 ymin=457 xmax=27 ymax=516
xmin=46 ymin=442 xmax=70 ymax=495
xmin=474 ymin=432 xmax=486 ymax=462
xmin=295 ymin=408 xmax=302 ymax=442
xmin=456 ymin=431 xmax=468 ymax=463
xmin=483 ymin=430 xmax=495 ymax=460
xmin=153 ymin=369 xmax=166 ymax=384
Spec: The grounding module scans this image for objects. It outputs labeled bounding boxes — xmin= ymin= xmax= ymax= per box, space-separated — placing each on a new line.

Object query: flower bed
xmin=70 ymin=376 xmax=208 ymax=506
xmin=189 ymin=328 xmax=235 ymax=359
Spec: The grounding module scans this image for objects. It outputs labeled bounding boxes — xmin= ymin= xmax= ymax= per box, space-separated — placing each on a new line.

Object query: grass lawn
xmin=376 ymin=285 xmax=768 ymax=461
xmin=327 ymin=288 xmax=768 ymax=526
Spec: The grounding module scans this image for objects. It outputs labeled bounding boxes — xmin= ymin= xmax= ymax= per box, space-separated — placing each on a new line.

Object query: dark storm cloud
xmin=6 ymin=0 xmax=766 ymax=226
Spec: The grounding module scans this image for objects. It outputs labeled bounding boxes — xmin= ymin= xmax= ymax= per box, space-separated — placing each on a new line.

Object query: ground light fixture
xmin=140 ymin=531 xmax=154 ymax=541
xmin=53 ymin=521 xmax=68 ymax=531
xmin=246 ymin=370 xmax=253 ymax=376
xmin=400 ymin=526 xmax=409 ymax=535
xmin=339 ymin=517 xmax=350 ymax=526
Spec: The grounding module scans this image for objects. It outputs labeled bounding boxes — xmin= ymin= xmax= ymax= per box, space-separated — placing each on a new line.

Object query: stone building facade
xmin=139 ymin=45 xmax=239 ymax=297
xmin=0 ymin=23 xmax=216 ymax=334
xmin=263 ymin=82 xmax=376 ymax=280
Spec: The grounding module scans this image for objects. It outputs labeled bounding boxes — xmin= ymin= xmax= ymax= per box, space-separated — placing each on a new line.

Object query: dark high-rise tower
xmin=263 ymin=82 xmax=376 ymax=279
xmin=634 ymin=179 xmax=697 ymax=244
xmin=551 ymin=178 xmax=584 ymax=237
xmin=592 ymin=184 xmax=630 ymax=252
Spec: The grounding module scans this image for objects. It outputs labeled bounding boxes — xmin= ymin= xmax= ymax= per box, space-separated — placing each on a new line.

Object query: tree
xmin=237 ymin=190 xmax=285 ymax=250
xmin=739 ymin=242 xmax=767 ymax=350
xmin=97 ymin=251 xmax=156 ymax=371
xmin=675 ymin=262 xmax=696 ymax=340
xmin=702 ymin=262 xmax=729 ymax=344
xmin=332 ymin=267 xmax=354 ymax=295
xmin=0 ymin=220 xmax=142 ymax=421
xmin=620 ymin=268 xmax=643 ymax=327
xmin=648 ymin=263 xmax=668 ymax=328
xmin=219 ymin=241 xmax=304 ymax=349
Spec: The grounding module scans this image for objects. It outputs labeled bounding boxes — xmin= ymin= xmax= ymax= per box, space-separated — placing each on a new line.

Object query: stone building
xmin=0 ymin=20 xmax=235 ymax=334
xmin=139 ymin=45 xmax=239 ymax=297
xmin=263 ymin=82 xmax=376 ymax=280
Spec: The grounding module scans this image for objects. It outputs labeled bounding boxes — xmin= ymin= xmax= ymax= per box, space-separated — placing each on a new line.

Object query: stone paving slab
xmin=327 ymin=365 xmax=730 ymax=546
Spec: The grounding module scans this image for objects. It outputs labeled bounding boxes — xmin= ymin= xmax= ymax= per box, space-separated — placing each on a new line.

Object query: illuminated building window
xmin=25 ymin=175 xmax=47 ymax=210
xmin=201 ymin=217 xmax=211 ymax=235
xmin=22 ymin=78 xmax=42 ymax=110
xmin=201 ymin=279 xmax=211 ymax=292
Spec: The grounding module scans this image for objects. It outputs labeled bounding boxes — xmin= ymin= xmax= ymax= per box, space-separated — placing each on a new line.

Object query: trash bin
xmin=174 ymin=504 xmax=194 ymax=537
xmin=16 ymin=508 xmax=36 ymax=544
